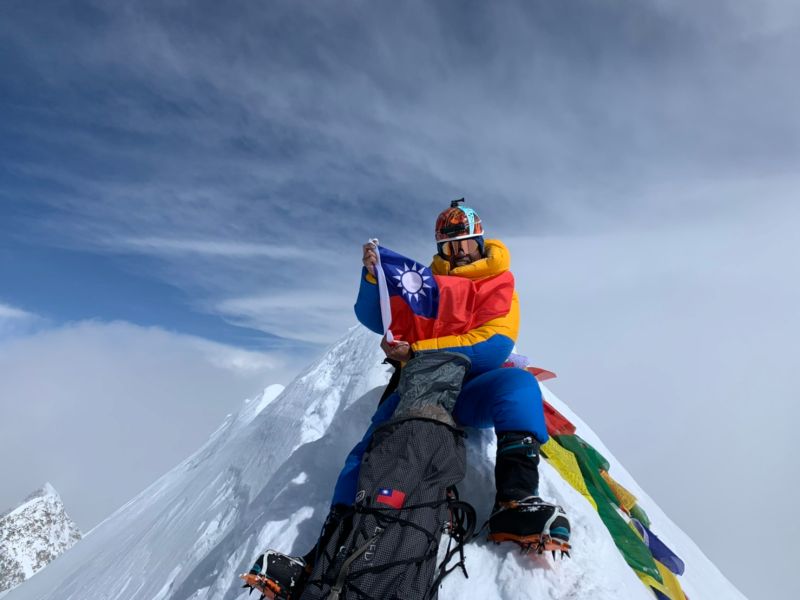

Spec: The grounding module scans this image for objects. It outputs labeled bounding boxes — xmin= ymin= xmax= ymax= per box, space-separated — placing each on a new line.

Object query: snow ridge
xmin=5 ymin=327 xmax=746 ymax=600
xmin=0 ymin=484 xmax=81 ymax=595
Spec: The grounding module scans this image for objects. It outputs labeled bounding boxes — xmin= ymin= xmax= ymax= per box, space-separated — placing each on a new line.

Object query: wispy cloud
xmin=3 ymin=0 xmax=798 ymax=349
xmin=215 ymin=292 xmax=358 ymax=344
xmin=118 ymin=237 xmax=309 ymax=259
xmin=0 ymin=302 xmax=42 ymax=339
xmin=5 ymin=0 xmax=795 ymax=234
xmin=0 ymin=0 xmax=797 ymax=377
xmin=0 ymin=302 xmax=35 ymax=320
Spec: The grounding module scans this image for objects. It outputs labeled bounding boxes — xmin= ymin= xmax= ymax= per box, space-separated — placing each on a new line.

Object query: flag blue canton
xmin=377 ymin=246 xmax=439 ymax=318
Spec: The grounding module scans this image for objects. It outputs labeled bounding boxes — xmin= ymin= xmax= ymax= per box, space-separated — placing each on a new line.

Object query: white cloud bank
xmin=508 ymin=198 xmax=799 ymax=600
xmin=0 ymin=319 xmax=305 ymax=530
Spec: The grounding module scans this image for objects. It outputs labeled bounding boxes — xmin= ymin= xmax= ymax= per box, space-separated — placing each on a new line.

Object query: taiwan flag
xmin=373 ymin=244 xmax=514 ymax=344
xmin=376 ymin=487 xmax=406 ymax=509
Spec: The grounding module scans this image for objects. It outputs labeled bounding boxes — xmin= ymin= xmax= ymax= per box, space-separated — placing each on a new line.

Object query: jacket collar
xmin=430 ymin=239 xmax=511 ymax=279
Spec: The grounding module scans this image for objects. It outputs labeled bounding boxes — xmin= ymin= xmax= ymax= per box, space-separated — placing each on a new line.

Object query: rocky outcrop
xmin=0 ymin=484 xmax=81 ymax=594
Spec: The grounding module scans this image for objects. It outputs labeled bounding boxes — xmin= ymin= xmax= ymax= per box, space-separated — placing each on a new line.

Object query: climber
xmin=347 ymin=199 xmax=570 ymax=544
xmin=242 ymin=199 xmax=570 ymax=599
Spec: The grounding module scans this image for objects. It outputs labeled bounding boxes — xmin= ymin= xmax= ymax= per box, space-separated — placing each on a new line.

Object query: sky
xmin=1 ymin=1 xmax=798 ymax=598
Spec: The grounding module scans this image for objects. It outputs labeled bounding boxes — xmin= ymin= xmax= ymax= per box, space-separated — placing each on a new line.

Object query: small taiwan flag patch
xmin=376 ymin=488 xmax=406 ymax=509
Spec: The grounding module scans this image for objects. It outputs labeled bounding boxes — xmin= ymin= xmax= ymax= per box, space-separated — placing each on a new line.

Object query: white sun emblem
xmin=393 ymin=262 xmax=432 ymax=302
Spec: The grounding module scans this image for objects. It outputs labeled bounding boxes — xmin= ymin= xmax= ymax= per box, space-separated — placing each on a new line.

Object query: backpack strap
xmin=378 ymin=358 xmax=402 ymax=405
xmin=328 ymin=531 xmax=382 ymax=600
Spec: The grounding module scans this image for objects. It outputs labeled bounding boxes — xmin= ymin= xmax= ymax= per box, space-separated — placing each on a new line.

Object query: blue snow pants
xmin=330 ymin=366 xmax=548 ymax=506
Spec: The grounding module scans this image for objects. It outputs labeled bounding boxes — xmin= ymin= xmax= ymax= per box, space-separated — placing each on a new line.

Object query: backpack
xmin=300 ymin=352 xmax=477 ymax=600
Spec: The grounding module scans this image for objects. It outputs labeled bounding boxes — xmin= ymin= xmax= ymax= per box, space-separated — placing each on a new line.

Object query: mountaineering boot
xmin=489 ymin=496 xmax=571 ymax=556
xmin=239 ymin=505 xmax=350 ymax=599
xmin=240 ymin=550 xmax=308 ymax=600
xmin=488 ymin=431 xmax=571 ymax=556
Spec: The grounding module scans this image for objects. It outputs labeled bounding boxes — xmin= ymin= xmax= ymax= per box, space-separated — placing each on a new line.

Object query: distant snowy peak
xmin=0 ymin=483 xmax=82 ymax=594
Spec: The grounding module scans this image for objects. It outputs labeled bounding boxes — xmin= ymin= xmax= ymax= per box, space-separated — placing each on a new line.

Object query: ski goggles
xmin=437 ymin=237 xmax=483 ymax=258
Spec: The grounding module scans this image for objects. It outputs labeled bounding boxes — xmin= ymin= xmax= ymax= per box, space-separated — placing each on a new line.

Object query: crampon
xmin=239 ymin=572 xmax=286 ymax=600
xmin=239 ymin=550 xmax=306 ymax=600
xmin=488 ymin=531 xmax=572 ymax=559
xmin=487 ymin=497 xmax=572 ymax=560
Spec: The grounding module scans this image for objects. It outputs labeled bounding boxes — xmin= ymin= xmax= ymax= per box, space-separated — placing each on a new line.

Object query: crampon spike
xmin=239 ymin=571 xmax=285 ymax=600
xmin=489 ymin=531 xmax=571 ymax=560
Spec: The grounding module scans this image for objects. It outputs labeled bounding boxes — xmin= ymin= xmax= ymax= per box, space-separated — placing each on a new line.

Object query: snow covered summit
xmin=0 ymin=483 xmax=81 ymax=595
xmin=5 ymin=327 xmax=746 ymax=600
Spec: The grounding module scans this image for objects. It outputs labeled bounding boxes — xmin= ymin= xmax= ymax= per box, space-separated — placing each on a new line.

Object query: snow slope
xmin=6 ymin=328 xmax=746 ymax=600
xmin=0 ymin=483 xmax=81 ymax=595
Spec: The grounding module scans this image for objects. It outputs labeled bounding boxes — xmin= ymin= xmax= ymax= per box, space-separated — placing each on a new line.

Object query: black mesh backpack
xmin=300 ymin=352 xmax=477 ymax=600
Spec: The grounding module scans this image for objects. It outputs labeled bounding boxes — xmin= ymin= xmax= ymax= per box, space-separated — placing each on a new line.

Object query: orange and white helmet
xmin=434 ymin=198 xmax=484 ymax=243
